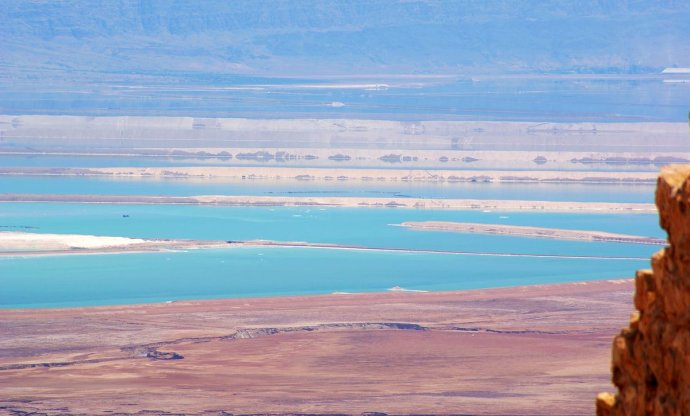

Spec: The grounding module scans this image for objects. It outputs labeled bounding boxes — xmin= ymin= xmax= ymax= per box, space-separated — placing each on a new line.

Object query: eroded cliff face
xmin=597 ymin=164 xmax=690 ymax=416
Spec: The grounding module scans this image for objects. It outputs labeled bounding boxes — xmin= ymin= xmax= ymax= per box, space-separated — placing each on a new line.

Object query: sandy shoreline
xmin=0 ymin=279 xmax=633 ymax=415
xmin=0 ymin=231 xmax=149 ymax=250
xmin=0 ymin=193 xmax=657 ymax=213
xmin=0 ymin=232 xmax=649 ymax=260
xmin=3 ymin=115 xmax=687 ymax=154
xmin=0 ymin=231 xmax=231 ymax=253
xmin=0 ymin=165 xmax=660 ymax=184
xmin=401 ymin=221 xmax=666 ymax=245
xmin=1 ymin=147 xmax=685 ymax=172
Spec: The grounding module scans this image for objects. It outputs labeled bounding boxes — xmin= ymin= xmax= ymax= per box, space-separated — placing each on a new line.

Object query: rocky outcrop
xmin=597 ymin=165 xmax=690 ymax=415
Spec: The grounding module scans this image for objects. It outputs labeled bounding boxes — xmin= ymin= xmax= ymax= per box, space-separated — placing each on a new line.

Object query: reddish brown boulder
xmin=597 ymin=165 xmax=690 ymax=415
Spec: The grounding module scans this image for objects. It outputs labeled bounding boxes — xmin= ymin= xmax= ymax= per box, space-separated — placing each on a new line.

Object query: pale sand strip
xmin=246 ymin=240 xmax=646 ymax=260
xmin=400 ymin=221 xmax=666 ymax=245
xmin=0 ymin=231 xmax=147 ymax=250
xmin=2 ymin=115 xmax=686 ymax=151
xmin=0 ymin=232 xmax=648 ymax=260
xmin=0 ymin=166 xmax=658 ymax=184
xmin=0 ymin=147 xmax=685 ymax=171
xmin=0 ymin=231 xmax=228 ymax=252
xmin=0 ymin=193 xmax=656 ymax=213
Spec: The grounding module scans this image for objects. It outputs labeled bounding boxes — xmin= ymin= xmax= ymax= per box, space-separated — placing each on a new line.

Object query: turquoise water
xmin=0 ymin=175 xmax=655 ymax=203
xmin=0 ymin=203 xmax=662 ymax=257
xmin=0 ymin=247 xmax=647 ymax=309
xmin=0 ymin=202 xmax=661 ymax=308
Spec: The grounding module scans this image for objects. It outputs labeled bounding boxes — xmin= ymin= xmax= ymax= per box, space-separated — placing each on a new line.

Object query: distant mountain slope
xmin=2 ymin=1 xmax=689 ymax=120
xmin=2 ymin=0 xmax=689 ymax=80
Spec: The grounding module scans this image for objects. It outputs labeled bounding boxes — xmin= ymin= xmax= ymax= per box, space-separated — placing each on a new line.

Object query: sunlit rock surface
xmin=597 ymin=165 xmax=690 ymax=415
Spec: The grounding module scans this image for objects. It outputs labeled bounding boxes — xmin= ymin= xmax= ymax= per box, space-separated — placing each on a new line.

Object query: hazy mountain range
xmin=1 ymin=1 xmax=689 ymax=119
xmin=2 ymin=0 xmax=689 ymax=80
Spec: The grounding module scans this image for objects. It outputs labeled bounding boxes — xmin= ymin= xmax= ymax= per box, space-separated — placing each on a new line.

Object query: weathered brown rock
xmin=597 ymin=165 xmax=690 ymax=416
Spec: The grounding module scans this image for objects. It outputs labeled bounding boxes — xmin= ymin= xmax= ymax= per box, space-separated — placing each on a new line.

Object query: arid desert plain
xmin=1 ymin=279 xmax=634 ymax=415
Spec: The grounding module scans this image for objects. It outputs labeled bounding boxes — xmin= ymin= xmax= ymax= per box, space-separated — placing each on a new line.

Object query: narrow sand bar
xmin=0 ymin=231 xmax=230 ymax=254
xmin=0 ymin=166 xmax=659 ymax=184
xmin=0 ymin=232 xmax=647 ymax=259
xmin=400 ymin=221 xmax=666 ymax=245
xmin=0 ymin=279 xmax=634 ymax=415
xmin=0 ymin=193 xmax=656 ymax=213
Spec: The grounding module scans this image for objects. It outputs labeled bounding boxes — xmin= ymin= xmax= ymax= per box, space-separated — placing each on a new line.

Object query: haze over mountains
xmin=3 ymin=0 xmax=690 ymax=78
xmin=1 ymin=1 xmax=689 ymax=119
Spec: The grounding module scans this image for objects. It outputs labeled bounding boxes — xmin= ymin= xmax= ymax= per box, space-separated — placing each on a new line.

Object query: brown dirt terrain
xmin=0 ymin=279 xmax=634 ymax=415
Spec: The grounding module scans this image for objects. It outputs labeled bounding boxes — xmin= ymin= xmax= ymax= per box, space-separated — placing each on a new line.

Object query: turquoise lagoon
xmin=1 ymin=247 xmax=648 ymax=309
xmin=0 ymin=202 xmax=661 ymax=308
xmin=0 ymin=203 xmax=663 ymax=256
